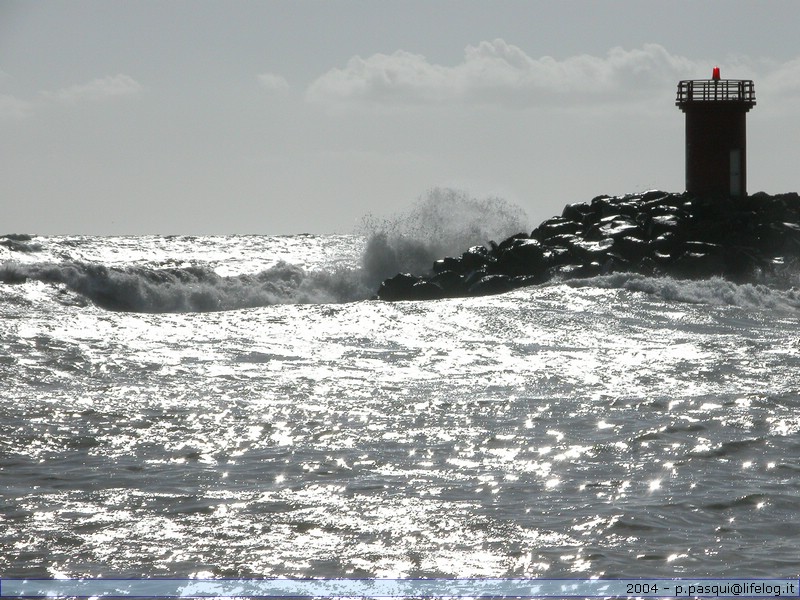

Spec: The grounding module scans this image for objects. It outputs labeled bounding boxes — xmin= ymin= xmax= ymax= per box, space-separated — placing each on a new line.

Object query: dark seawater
xmin=2 ymin=210 xmax=800 ymax=582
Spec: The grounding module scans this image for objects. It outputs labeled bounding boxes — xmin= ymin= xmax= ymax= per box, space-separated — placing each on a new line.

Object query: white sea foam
xmin=0 ymin=189 xmax=529 ymax=312
xmin=569 ymin=273 xmax=800 ymax=312
xmin=358 ymin=187 xmax=529 ymax=282
xmin=3 ymin=231 xmax=800 ymax=580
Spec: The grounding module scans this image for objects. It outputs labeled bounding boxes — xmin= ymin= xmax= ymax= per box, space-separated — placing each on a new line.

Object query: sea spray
xmin=375 ymin=190 xmax=800 ymax=302
xmin=567 ymin=273 xmax=800 ymax=312
xmin=0 ymin=189 xmax=529 ymax=313
xmin=358 ymin=188 xmax=530 ymax=283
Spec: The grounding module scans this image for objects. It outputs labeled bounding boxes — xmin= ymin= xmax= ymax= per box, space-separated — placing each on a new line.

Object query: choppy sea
xmin=3 ymin=194 xmax=800 ymax=582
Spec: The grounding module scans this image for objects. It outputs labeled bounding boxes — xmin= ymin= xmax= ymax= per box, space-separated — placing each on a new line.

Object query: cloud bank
xmin=257 ymin=72 xmax=290 ymax=93
xmin=305 ymin=41 xmax=800 ymax=110
xmin=0 ymin=94 xmax=32 ymax=120
xmin=42 ymin=74 xmax=143 ymax=103
xmin=0 ymin=73 xmax=142 ymax=119
xmin=305 ymin=42 xmax=698 ymax=108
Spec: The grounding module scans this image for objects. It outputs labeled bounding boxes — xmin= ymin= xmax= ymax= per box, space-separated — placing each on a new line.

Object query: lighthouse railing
xmin=675 ymin=79 xmax=755 ymax=105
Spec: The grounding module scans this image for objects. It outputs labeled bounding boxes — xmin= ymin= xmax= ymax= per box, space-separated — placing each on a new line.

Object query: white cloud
xmin=760 ymin=57 xmax=800 ymax=96
xmin=257 ymin=72 xmax=290 ymax=93
xmin=305 ymin=41 xmax=705 ymax=109
xmin=305 ymin=41 xmax=800 ymax=110
xmin=0 ymin=93 xmax=32 ymax=120
xmin=42 ymin=74 xmax=142 ymax=103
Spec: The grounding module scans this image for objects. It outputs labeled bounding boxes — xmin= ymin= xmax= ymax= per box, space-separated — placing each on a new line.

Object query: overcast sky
xmin=2 ymin=0 xmax=799 ymax=235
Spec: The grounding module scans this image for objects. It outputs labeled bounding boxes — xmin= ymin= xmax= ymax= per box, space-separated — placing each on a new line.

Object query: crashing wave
xmin=0 ymin=188 xmax=528 ymax=313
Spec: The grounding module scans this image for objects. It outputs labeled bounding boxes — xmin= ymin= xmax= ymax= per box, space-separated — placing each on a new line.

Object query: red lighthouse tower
xmin=676 ymin=68 xmax=756 ymax=198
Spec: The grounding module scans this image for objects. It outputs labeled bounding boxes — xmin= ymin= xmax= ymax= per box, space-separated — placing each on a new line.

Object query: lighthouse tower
xmin=676 ymin=68 xmax=756 ymax=198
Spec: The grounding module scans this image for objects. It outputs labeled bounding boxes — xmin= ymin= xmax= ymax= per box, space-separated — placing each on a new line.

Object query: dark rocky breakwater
xmin=376 ymin=190 xmax=800 ymax=301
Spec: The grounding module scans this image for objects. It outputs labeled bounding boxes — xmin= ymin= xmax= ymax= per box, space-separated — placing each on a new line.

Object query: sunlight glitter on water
xmin=5 ymin=234 xmax=800 ymax=579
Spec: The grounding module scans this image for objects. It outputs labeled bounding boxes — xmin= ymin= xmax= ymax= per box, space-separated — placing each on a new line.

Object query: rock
xmin=432 ymin=256 xmax=462 ymax=274
xmin=597 ymin=217 xmax=643 ymax=239
xmin=410 ymin=281 xmax=444 ymax=300
xmin=562 ymin=202 xmax=592 ymax=222
xmin=375 ymin=190 xmax=800 ymax=301
xmin=614 ymin=235 xmax=650 ymax=261
xmin=650 ymin=232 xmax=681 ymax=254
xmin=550 ymin=262 xmax=603 ymax=280
xmin=647 ymin=214 xmax=682 ymax=238
xmin=723 ymin=247 xmax=763 ymax=280
xmin=570 ymin=238 xmax=614 ymax=262
xmin=670 ymin=251 xmax=726 ymax=278
xmin=494 ymin=233 xmax=530 ymax=254
xmin=429 ymin=270 xmax=467 ymax=297
xmin=601 ymin=254 xmax=632 ymax=274
xmin=468 ymin=274 xmax=514 ymax=296
xmin=639 ymin=190 xmax=670 ymax=202
xmin=541 ymin=233 xmax=584 ymax=250
xmin=682 ymin=241 xmax=722 ymax=255
xmin=460 ymin=248 xmax=492 ymax=271
xmin=542 ymin=246 xmax=576 ymax=268
xmin=464 ymin=268 xmax=489 ymax=288
xmin=533 ymin=217 xmax=583 ymax=241
xmin=492 ymin=239 xmax=546 ymax=276
xmin=636 ymin=256 xmax=660 ymax=276
xmin=377 ymin=273 xmax=420 ymax=301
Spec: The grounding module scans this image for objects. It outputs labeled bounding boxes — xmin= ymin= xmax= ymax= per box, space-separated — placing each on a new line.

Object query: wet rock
xmin=533 ymin=217 xmax=583 ymax=241
xmin=597 ymin=217 xmax=643 ymax=240
xmin=650 ymin=232 xmax=681 ymax=254
xmin=641 ymin=189 xmax=670 ymax=201
xmin=492 ymin=239 xmax=546 ymax=276
xmin=375 ymin=190 xmax=800 ymax=301
xmin=550 ymin=262 xmax=603 ymax=280
xmin=601 ymin=254 xmax=632 ymax=274
xmin=542 ymin=246 xmax=576 ymax=268
xmin=614 ymin=235 xmax=650 ymax=261
xmin=460 ymin=247 xmax=492 ymax=271
xmin=429 ymin=270 xmax=467 ymax=297
xmin=377 ymin=273 xmax=420 ymax=301
xmin=410 ymin=280 xmax=444 ymax=300
xmin=570 ymin=238 xmax=614 ymax=262
xmin=647 ymin=214 xmax=682 ymax=238
xmin=670 ymin=251 xmax=726 ymax=278
xmin=636 ymin=256 xmax=660 ymax=276
xmin=468 ymin=274 xmax=514 ymax=296
xmin=562 ymin=202 xmax=593 ymax=223
xmin=777 ymin=222 xmax=800 ymax=253
xmin=682 ymin=241 xmax=722 ymax=255
xmin=494 ymin=233 xmax=531 ymax=254
xmin=541 ymin=233 xmax=584 ymax=249
xmin=464 ymin=268 xmax=489 ymax=288
xmin=432 ymin=256 xmax=462 ymax=274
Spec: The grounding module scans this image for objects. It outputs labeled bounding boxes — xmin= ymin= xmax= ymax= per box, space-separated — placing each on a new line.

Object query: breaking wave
xmin=569 ymin=273 xmax=800 ymax=312
xmin=0 ymin=261 xmax=371 ymax=312
xmin=358 ymin=187 xmax=530 ymax=282
xmin=0 ymin=189 xmax=530 ymax=313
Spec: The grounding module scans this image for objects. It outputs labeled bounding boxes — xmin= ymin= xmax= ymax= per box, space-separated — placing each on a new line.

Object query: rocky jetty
xmin=376 ymin=191 xmax=800 ymax=301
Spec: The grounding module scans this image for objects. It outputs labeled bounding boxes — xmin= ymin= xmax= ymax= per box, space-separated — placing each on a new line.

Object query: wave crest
xmin=569 ymin=273 xmax=800 ymax=312
xmin=358 ymin=187 xmax=529 ymax=282
xmin=2 ymin=188 xmax=528 ymax=313
xmin=0 ymin=261 xmax=370 ymax=313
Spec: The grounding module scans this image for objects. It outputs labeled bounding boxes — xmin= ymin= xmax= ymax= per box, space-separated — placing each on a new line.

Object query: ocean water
xmin=3 ymin=201 xmax=800 ymax=582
